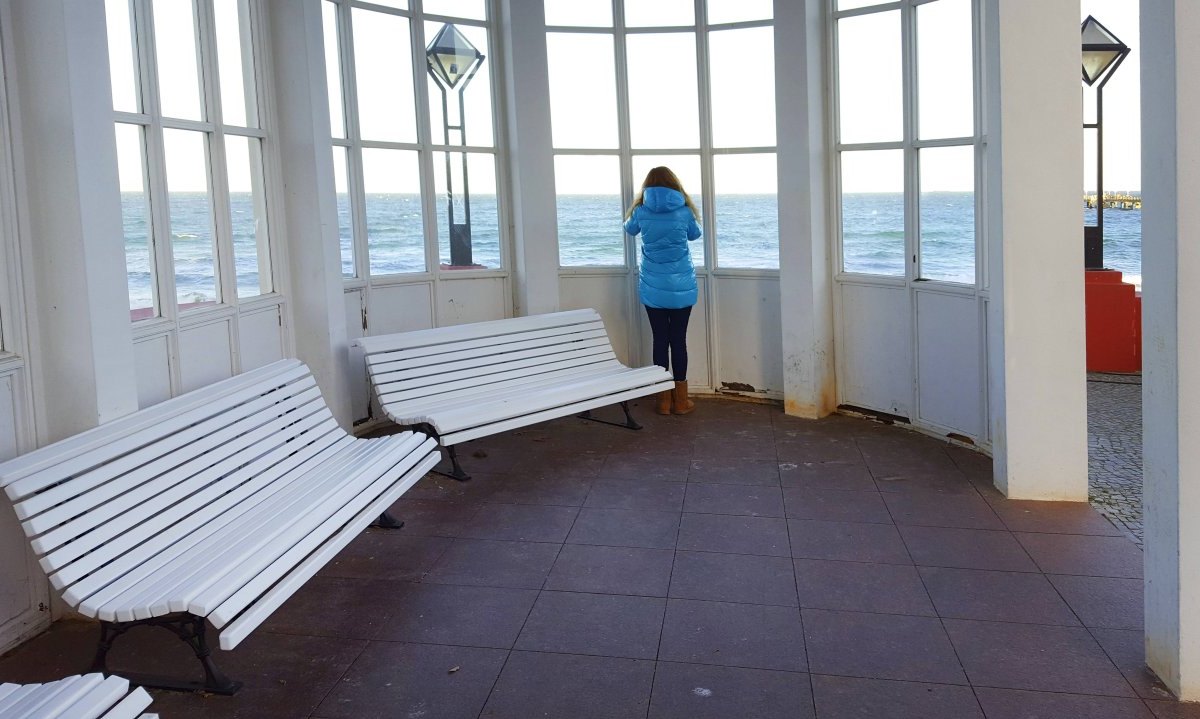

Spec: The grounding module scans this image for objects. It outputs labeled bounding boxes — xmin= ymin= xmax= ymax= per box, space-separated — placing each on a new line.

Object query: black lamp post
xmin=426 ymin=24 xmax=485 ymax=268
xmin=1081 ymin=15 xmax=1130 ymax=271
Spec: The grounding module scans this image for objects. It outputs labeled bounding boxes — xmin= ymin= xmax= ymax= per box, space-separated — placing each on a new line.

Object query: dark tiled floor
xmin=0 ymin=398 xmax=1191 ymax=718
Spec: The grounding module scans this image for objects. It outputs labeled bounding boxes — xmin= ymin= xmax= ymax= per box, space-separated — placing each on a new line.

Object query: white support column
xmin=499 ymin=0 xmax=559 ymax=316
xmin=982 ymin=0 xmax=1088 ymax=500
xmin=776 ymin=0 xmax=835 ymax=419
xmin=264 ymin=0 xmax=353 ymax=427
xmin=1141 ymin=0 xmax=1200 ymax=700
xmin=9 ymin=0 xmax=138 ymax=442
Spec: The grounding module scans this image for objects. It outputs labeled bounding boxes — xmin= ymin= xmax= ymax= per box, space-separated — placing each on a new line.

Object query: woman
xmin=624 ymin=166 xmax=701 ymax=415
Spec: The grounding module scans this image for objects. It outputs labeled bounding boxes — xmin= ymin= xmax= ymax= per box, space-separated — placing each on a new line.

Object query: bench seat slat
xmin=1 ymin=361 xmax=309 ymax=496
xmin=186 ymin=435 xmax=430 ymax=619
xmin=207 ymin=435 xmax=437 ymax=624
xmin=98 ymin=690 xmax=154 ymax=719
xmin=45 ymin=417 xmax=342 ymax=592
xmin=424 ymin=366 xmax=673 ymax=433
xmin=217 ymin=444 xmax=440 ymax=650
xmin=354 ymin=309 xmax=601 ymax=354
xmin=364 ymin=322 xmax=607 ymax=370
xmin=370 ymin=335 xmax=613 ymax=383
xmin=71 ymin=431 xmax=357 ymax=615
xmin=80 ymin=435 xmax=369 ymax=620
xmin=440 ymin=380 xmax=676 ymax=445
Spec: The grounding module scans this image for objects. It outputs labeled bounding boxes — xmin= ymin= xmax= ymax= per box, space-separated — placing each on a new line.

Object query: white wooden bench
xmin=0 ymin=359 xmax=440 ymax=695
xmin=0 ymin=674 xmax=155 ymax=718
xmin=353 ymin=309 xmax=674 ymax=479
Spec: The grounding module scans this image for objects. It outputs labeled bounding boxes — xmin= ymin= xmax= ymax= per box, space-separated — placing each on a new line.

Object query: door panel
xmin=370 ymin=283 xmax=435 ymax=335
xmin=837 ymin=282 xmax=912 ymax=417
xmin=178 ymin=320 xmax=235 ymax=393
xmin=133 ymin=334 xmax=174 ymax=408
xmin=712 ymin=275 xmax=781 ymax=396
xmin=238 ymin=306 xmax=285 ymax=371
xmin=916 ymin=290 xmax=983 ymax=439
xmin=437 ymin=277 xmax=509 ymax=327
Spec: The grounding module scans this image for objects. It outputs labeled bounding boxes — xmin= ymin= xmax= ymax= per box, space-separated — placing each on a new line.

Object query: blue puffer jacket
xmin=624 ymin=187 xmax=701 ymax=309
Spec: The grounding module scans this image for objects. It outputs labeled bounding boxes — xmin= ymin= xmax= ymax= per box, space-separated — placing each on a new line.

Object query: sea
xmin=122 ymin=192 xmax=1144 ymax=309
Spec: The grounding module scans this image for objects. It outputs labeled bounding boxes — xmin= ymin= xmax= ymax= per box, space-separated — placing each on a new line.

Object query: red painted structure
xmin=1084 ymin=269 xmax=1141 ymax=372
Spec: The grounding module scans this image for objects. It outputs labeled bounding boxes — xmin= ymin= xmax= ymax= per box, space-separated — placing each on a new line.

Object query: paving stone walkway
xmin=1088 ymin=373 xmax=1144 ymax=545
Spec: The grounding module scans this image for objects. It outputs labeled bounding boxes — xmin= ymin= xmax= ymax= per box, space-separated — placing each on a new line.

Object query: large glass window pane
xmin=106 ymin=0 xmax=139 ymax=113
xmin=116 ymin=124 xmax=155 ymax=319
xmin=323 ymin=2 xmax=345 ymax=138
xmin=555 ymin=155 xmax=623 ymax=267
xmin=434 ymin=152 xmax=499 ymax=269
xmin=547 ymin=33 xmax=618 ymax=149
xmin=213 ymin=0 xmax=257 ymax=127
xmin=152 ymin=0 xmax=204 ymax=120
xmin=837 ymin=11 xmax=901 ymax=144
xmin=918 ymin=0 xmax=973 ymax=140
xmin=425 ymin=22 xmax=494 ymax=148
xmin=631 ymin=154 xmax=704 ymax=267
xmin=919 ymin=145 xmax=975 ymax=283
xmin=706 ymin=0 xmax=772 ymax=25
xmin=362 ymin=148 xmax=425 ymax=274
xmin=332 ymin=147 xmax=355 ymax=277
xmin=424 ymin=0 xmax=486 ymax=20
xmin=715 ymin=153 xmax=777 ymax=269
xmin=709 ymin=27 xmax=775 ymax=148
xmin=352 ymin=9 xmax=416 ymax=142
xmin=841 ymin=149 xmax=904 ymax=275
xmin=225 ymin=135 xmax=272 ymax=297
xmin=162 ymin=129 xmax=218 ymax=307
xmin=626 ymin=0 xmax=694 ymax=27
xmin=626 ymin=33 xmax=699 ymax=148
xmin=544 ymin=0 xmax=612 ymax=27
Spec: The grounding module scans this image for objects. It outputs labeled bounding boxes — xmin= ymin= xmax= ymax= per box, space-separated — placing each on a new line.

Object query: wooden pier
xmin=1084 ymin=193 xmax=1142 ymax=210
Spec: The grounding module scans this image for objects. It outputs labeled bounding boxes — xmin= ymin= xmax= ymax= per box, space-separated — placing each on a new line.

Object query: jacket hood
xmin=643 ymin=186 xmax=686 ymax=213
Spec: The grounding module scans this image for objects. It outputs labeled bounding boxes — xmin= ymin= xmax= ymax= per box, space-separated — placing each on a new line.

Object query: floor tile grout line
xmin=305 ymin=634 xmax=373 ymax=719
xmin=883 ymin=487 xmax=987 ymax=716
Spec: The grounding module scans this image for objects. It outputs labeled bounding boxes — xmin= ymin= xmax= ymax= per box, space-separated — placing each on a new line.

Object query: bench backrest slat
xmin=0 ymin=360 xmax=306 ymax=492
xmin=372 ymin=336 xmax=614 ymax=386
xmin=378 ymin=352 xmax=619 ymax=406
xmin=354 ymin=309 xmax=601 ymax=354
xmin=21 ymin=381 xmax=324 ymax=535
xmin=365 ymin=324 xmax=608 ymax=373
xmin=383 ymin=361 xmax=627 ymax=414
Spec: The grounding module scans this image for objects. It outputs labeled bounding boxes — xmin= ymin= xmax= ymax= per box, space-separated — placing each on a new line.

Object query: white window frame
xmin=326 ymin=0 xmax=510 ymax=289
xmin=113 ymin=0 xmax=283 ymax=333
xmin=830 ymin=0 xmax=987 ymax=292
xmin=547 ymin=0 xmax=779 ymax=276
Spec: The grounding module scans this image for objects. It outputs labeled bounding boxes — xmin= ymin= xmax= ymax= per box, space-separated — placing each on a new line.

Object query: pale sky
xmin=109 ymin=0 xmax=1144 ymax=195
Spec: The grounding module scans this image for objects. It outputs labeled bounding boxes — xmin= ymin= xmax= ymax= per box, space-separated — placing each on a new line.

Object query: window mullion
xmin=339 ymin=2 xmax=371 ymax=284
xmin=613 ymin=0 xmax=634 ymax=269
xmin=138 ymin=0 xmax=180 ymax=327
xmin=902 ymin=0 xmax=918 ymax=282
xmin=696 ymin=0 xmax=715 ymax=270
xmin=410 ymin=3 xmax=441 ymax=277
xmin=197 ymin=0 xmax=238 ymax=310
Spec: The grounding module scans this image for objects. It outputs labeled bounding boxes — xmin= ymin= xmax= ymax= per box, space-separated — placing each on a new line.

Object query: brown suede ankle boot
xmin=655 ymin=389 xmax=673 ymax=415
xmin=672 ymin=381 xmax=695 ymax=415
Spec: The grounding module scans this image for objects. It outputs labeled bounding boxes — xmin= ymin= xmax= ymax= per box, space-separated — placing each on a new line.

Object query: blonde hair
xmin=625 ymin=166 xmax=700 ymax=221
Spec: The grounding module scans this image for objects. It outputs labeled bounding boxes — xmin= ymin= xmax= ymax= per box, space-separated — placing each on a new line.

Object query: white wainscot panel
xmin=839 ymin=283 xmax=912 ymax=418
xmin=636 ymin=278 xmax=712 ymax=390
xmin=369 ymin=282 xmax=434 ymax=335
xmin=437 ymin=277 xmax=509 ymax=326
xmin=344 ymin=289 xmax=371 ymax=423
xmin=915 ymin=290 xmax=982 ymax=439
xmin=560 ymin=274 xmax=636 ymax=364
xmin=238 ymin=306 xmax=285 ymax=372
xmin=0 ymin=372 xmax=46 ymax=651
xmin=133 ymin=334 xmax=173 ymax=408
xmin=713 ymin=275 xmax=782 ymax=397
xmin=178 ymin=320 xmax=234 ymax=393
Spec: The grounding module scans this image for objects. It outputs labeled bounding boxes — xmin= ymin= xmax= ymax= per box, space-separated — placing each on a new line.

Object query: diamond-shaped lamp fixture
xmin=426 ymin=23 xmax=484 ymax=91
xmin=1081 ymin=15 xmax=1130 ymax=87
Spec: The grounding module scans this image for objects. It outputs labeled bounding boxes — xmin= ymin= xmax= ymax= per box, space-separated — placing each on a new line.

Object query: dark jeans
xmin=645 ymin=305 xmax=692 ymax=382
